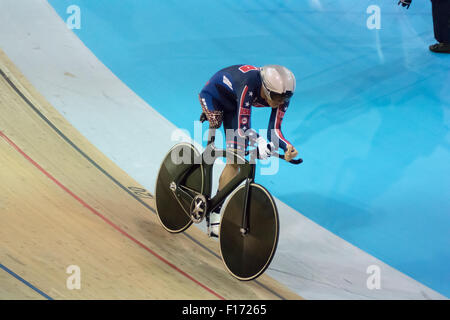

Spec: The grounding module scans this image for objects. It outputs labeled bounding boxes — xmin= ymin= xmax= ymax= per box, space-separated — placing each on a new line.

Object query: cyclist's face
xmin=262 ymin=87 xmax=283 ymax=107
xmin=270 ymin=96 xmax=285 ymax=107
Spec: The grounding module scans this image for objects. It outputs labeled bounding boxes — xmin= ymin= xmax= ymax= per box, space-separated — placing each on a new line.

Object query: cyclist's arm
xmin=267 ymin=102 xmax=292 ymax=152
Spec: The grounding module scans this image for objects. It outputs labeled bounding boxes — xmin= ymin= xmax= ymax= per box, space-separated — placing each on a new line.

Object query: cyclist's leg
xmin=209 ymin=107 xmax=245 ymax=237
xmin=199 ymin=92 xmax=226 ymax=237
xmin=214 ymin=155 xmax=239 ymax=237
xmin=218 ymin=163 xmax=239 ymax=191
xmin=219 ymin=108 xmax=246 ymax=193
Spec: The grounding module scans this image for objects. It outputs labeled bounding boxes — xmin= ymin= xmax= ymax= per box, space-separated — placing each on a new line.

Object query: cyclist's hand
xmin=285 ymin=144 xmax=298 ymax=162
xmin=256 ymin=137 xmax=272 ymax=160
xmin=398 ymin=0 xmax=412 ymax=9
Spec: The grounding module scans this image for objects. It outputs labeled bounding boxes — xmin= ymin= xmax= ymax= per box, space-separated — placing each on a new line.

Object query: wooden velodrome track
xmin=0 ymin=49 xmax=302 ymax=300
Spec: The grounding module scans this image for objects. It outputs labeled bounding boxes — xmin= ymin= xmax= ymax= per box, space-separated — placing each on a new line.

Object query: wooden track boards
xmin=0 ymin=49 xmax=302 ymax=300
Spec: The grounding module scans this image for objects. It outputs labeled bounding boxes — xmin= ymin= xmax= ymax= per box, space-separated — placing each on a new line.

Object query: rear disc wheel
xmin=155 ymin=143 xmax=204 ymax=233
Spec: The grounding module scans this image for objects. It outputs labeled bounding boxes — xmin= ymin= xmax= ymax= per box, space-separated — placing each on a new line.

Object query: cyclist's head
xmin=260 ymin=65 xmax=296 ymax=107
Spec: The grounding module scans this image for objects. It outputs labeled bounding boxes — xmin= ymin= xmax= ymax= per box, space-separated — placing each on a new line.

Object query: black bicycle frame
xmin=172 ymin=129 xmax=255 ymax=230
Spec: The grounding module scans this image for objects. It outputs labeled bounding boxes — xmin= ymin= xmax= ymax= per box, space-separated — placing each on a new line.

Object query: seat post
xmin=207 ymin=128 xmax=216 ymax=146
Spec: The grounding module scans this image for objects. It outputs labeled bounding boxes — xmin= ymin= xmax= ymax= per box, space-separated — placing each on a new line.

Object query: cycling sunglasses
xmin=269 ymin=90 xmax=293 ymax=102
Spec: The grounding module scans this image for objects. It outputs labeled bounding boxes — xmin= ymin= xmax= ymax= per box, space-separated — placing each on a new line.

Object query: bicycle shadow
xmin=278 ymin=191 xmax=376 ymax=237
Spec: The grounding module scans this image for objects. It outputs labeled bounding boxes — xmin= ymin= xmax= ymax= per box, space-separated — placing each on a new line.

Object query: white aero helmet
xmin=260 ymin=65 xmax=296 ymax=103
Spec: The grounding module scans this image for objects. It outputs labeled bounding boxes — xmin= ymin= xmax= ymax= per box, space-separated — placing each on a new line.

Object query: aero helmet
xmin=260 ymin=65 xmax=296 ymax=103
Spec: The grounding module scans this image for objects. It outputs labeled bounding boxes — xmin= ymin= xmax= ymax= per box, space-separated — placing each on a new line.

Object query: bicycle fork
xmin=240 ymin=178 xmax=252 ymax=236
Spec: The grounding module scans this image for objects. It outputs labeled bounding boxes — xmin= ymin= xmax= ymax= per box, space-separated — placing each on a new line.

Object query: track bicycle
xmin=155 ymin=115 xmax=302 ymax=280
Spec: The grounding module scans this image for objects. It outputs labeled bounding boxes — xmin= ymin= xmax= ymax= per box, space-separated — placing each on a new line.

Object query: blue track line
xmin=0 ymin=263 xmax=53 ymax=300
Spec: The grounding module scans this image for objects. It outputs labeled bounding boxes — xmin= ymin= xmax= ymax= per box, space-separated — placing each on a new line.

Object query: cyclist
xmin=198 ymin=64 xmax=298 ymax=237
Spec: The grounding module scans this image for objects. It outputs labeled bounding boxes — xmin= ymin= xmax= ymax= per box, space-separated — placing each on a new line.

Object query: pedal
xmin=209 ymin=223 xmax=220 ymax=238
xmin=206 ymin=212 xmax=211 ymax=236
xmin=190 ymin=194 xmax=208 ymax=223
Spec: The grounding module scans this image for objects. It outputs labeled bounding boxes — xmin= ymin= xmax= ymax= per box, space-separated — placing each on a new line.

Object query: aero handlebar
xmin=245 ymin=146 xmax=303 ymax=165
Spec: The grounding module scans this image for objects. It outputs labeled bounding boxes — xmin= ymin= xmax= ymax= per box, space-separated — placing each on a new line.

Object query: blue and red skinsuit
xmin=199 ymin=64 xmax=292 ymax=152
